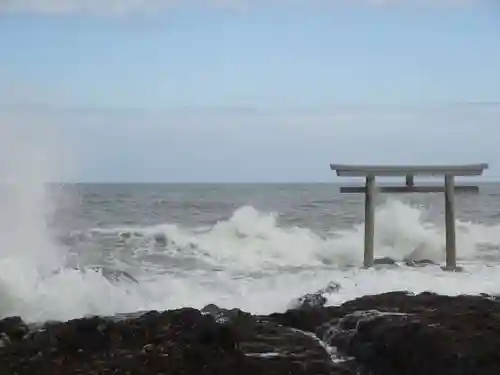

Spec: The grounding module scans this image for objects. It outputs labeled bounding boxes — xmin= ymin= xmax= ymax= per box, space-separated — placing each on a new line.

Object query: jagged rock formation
xmin=1 ymin=290 xmax=500 ymax=375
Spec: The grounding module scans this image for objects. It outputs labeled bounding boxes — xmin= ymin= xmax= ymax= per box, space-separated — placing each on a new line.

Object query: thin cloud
xmin=0 ymin=0 xmax=478 ymax=15
xmin=1 ymin=102 xmax=497 ymax=182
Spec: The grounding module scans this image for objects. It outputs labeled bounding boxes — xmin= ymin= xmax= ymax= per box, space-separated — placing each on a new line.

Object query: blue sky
xmin=1 ymin=1 xmax=499 ymax=182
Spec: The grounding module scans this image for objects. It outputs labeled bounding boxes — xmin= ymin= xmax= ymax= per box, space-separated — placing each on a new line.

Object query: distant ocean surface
xmin=2 ymin=182 xmax=500 ymax=323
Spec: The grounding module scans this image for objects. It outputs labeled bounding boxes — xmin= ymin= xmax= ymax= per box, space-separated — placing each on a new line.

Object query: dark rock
xmin=269 ymin=306 xmax=341 ymax=333
xmin=153 ymin=233 xmax=167 ymax=246
xmin=0 ymin=333 xmax=11 ymax=348
xmin=323 ymin=282 xmax=342 ymax=293
xmin=269 ymin=291 xmax=500 ymax=374
xmin=201 ymin=304 xmax=253 ymax=325
xmin=296 ymin=293 xmax=327 ymax=309
xmin=288 ymin=282 xmax=342 ymax=310
xmin=404 ymin=259 xmax=438 ymax=267
xmin=0 ymin=317 xmax=29 ymax=342
xmin=318 ymin=292 xmax=500 ymax=375
xmin=119 ymin=232 xmax=132 ymax=240
xmin=441 ymin=265 xmax=465 ymax=273
xmin=0 ymin=306 xmax=350 ymax=375
xmin=372 ymin=257 xmax=399 ymax=267
xmin=3 ymin=291 xmax=500 ymax=375
xmin=373 ymin=257 xmax=397 ymax=265
xmin=201 ymin=303 xmax=220 ymax=316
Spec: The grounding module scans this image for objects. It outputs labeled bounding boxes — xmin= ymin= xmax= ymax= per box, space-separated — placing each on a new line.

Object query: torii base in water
xmin=330 ymin=163 xmax=488 ymax=271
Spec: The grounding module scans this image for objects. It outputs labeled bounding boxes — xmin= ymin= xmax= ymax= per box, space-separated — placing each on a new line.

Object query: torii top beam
xmin=329 ymin=163 xmax=488 ymax=177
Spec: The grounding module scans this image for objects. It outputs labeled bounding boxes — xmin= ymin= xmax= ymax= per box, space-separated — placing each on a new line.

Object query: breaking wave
xmin=1 ymin=118 xmax=500 ymax=323
xmin=89 ymin=201 xmax=500 ymax=272
xmin=2 ymin=200 xmax=500 ymax=323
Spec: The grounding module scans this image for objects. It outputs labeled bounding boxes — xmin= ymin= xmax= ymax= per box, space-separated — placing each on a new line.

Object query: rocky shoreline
xmin=1 ymin=289 xmax=500 ymax=375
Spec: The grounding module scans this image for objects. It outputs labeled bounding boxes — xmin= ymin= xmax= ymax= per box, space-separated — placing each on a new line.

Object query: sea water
xmin=1 ymin=125 xmax=500 ymax=323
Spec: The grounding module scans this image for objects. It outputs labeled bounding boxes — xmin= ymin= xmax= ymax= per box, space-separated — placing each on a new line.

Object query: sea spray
xmin=0 ymin=119 xmax=69 ymax=315
xmin=1 ymin=122 xmax=500 ymax=323
xmin=93 ymin=202 xmax=491 ymax=271
xmin=2 ymin=198 xmax=500 ymax=322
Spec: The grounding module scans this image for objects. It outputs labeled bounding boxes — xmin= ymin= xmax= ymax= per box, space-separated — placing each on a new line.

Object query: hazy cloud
xmin=1 ymin=103 xmax=497 ymax=182
xmin=0 ymin=0 xmax=478 ymax=15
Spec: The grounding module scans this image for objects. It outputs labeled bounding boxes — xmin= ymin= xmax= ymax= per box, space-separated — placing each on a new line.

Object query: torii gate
xmin=330 ymin=163 xmax=489 ymax=271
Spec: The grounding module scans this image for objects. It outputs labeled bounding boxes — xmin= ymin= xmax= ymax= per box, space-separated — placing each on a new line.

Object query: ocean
xmin=1 ymin=182 xmax=500 ymax=323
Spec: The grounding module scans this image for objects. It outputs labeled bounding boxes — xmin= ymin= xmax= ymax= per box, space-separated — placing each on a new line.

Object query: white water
xmin=1 ymin=123 xmax=500 ymax=323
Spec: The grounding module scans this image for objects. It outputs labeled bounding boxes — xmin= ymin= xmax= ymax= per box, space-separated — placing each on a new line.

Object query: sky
xmin=0 ymin=0 xmax=499 ymax=182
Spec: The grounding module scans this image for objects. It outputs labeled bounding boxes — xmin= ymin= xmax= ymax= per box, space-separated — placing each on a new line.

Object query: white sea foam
xmin=1 ymin=121 xmax=500 ymax=323
xmin=2 ymin=200 xmax=500 ymax=323
xmin=96 ymin=201 xmax=500 ymax=270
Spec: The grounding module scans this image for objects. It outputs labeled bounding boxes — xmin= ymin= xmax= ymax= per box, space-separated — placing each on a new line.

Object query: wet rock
xmin=270 ymin=291 xmax=500 ymax=374
xmin=2 ymin=291 xmax=500 ymax=375
xmin=0 ymin=316 xmax=29 ymax=342
xmin=201 ymin=304 xmax=252 ymax=325
xmin=404 ymin=259 xmax=438 ymax=267
xmin=288 ymin=282 xmax=342 ymax=310
xmin=295 ymin=293 xmax=327 ymax=310
xmin=201 ymin=303 xmax=220 ymax=316
xmin=241 ymin=321 xmax=351 ymax=375
xmin=373 ymin=257 xmax=398 ymax=267
xmin=0 ymin=309 xmax=239 ymax=375
xmin=153 ymin=233 xmax=167 ymax=246
xmin=119 ymin=231 xmax=132 ymax=240
xmin=0 ymin=333 xmax=11 ymax=348
xmin=318 ymin=292 xmax=500 ymax=375
xmin=269 ymin=306 xmax=341 ymax=334
xmin=321 ymin=281 xmax=342 ymax=294
xmin=0 ymin=306 xmax=350 ymax=375
xmin=318 ymin=309 xmax=410 ymax=364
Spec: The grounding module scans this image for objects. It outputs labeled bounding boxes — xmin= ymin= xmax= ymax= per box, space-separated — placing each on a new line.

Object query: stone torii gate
xmin=330 ymin=163 xmax=489 ymax=271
